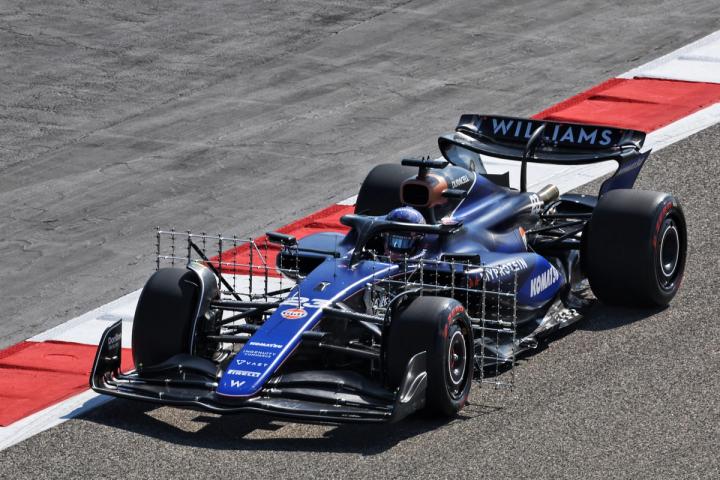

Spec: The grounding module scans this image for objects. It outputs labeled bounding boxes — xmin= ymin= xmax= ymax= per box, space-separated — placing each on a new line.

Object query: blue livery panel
xmin=216 ymin=260 xmax=398 ymax=397
xmin=462 ymin=252 xmax=564 ymax=308
xmin=518 ymin=260 xmax=563 ymax=306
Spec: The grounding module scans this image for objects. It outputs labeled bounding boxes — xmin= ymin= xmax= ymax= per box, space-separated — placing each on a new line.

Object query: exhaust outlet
xmin=537 ymin=184 xmax=560 ymax=205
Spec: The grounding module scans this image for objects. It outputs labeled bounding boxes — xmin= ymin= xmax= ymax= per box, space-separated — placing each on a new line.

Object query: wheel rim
xmin=447 ymin=329 xmax=467 ymax=388
xmin=657 ymin=217 xmax=682 ymax=291
xmin=660 ymin=222 xmax=680 ymax=278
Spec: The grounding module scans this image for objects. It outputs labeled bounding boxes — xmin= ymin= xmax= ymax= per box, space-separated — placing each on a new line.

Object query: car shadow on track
xmin=577 ymin=303 xmax=666 ymax=332
xmin=80 ymin=395 xmax=505 ymax=454
xmin=79 ymin=304 xmax=661 ymax=453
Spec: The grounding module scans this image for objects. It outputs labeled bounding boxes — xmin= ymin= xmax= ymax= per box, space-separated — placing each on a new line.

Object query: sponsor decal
xmin=281 ymin=307 xmax=308 ymax=320
xmin=247 ymin=341 xmax=284 ymax=349
xmin=235 ymin=359 xmax=270 ymax=368
xmin=530 ymin=266 xmax=560 ymax=297
xmin=529 ymin=193 xmax=543 ymax=215
xmin=448 ymin=305 xmax=465 ymax=321
xmin=653 ymin=201 xmax=674 ymax=248
xmin=230 ymin=380 xmax=245 ymax=388
xmin=280 ymin=295 xmax=332 ymax=309
xmin=106 ymin=332 xmax=121 ymax=349
xmin=656 ymin=202 xmax=673 ymax=234
xmin=227 ymin=369 xmax=261 ymax=378
xmin=482 ymin=258 xmax=528 ymax=282
xmin=467 ymin=258 xmax=528 ymax=288
xmin=241 ymin=349 xmax=275 ymax=358
xmin=488 ymin=117 xmax=617 ymax=147
xmin=450 ymin=174 xmax=471 ymax=188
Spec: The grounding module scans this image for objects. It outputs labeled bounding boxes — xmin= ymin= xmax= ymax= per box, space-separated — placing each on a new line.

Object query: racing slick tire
xmin=355 ymin=163 xmax=416 ymax=216
xmin=386 ymin=296 xmax=474 ymax=417
xmin=583 ymin=189 xmax=686 ymax=307
xmin=132 ymin=268 xmax=200 ymax=370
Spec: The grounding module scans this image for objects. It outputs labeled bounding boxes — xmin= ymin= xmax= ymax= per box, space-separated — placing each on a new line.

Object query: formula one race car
xmin=91 ymin=114 xmax=686 ymax=423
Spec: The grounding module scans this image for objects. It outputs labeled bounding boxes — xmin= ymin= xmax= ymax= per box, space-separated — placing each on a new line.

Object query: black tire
xmin=583 ymin=189 xmax=686 ymax=307
xmin=385 ymin=296 xmax=474 ymax=417
xmin=355 ymin=163 xmax=416 ymax=216
xmin=132 ymin=268 xmax=200 ymax=370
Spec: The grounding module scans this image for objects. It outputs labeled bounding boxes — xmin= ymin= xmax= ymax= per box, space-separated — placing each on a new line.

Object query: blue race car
xmin=91 ymin=114 xmax=687 ymax=422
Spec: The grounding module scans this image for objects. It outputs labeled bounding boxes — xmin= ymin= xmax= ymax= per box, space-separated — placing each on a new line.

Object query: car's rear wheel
xmin=355 ymin=163 xmax=416 ymax=216
xmin=132 ymin=268 xmax=200 ymax=371
xmin=385 ymin=296 xmax=474 ymax=417
xmin=582 ymin=189 xmax=687 ymax=307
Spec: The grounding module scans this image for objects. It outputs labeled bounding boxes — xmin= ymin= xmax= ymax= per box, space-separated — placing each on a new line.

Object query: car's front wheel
xmin=131 ymin=268 xmax=200 ymax=371
xmin=385 ymin=296 xmax=474 ymax=417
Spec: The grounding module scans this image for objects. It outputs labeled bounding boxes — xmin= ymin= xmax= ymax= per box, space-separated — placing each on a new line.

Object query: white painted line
xmin=644 ymin=103 xmax=720 ymax=152
xmin=0 ymin=390 xmax=110 ymax=450
xmin=479 ymin=157 xmax=614 ymax=193
xmin=30 ymin=274 xmax=293 ymax=348
xmin=337 ymin=195 xmax=358 ymax=206
xmin=620 ymin=30 xmax=720 ymax=84
xmin=30 ymin=290 xmax=141 ymax=349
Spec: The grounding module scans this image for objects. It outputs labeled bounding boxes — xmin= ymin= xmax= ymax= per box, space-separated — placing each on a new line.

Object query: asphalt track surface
xmin=1 ymin=0 xmax=719 ymax=478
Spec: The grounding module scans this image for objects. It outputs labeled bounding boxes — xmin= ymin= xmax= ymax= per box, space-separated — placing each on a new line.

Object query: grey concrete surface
xmin=2 ymin=0 xmax=720 ymax=347
xmin=1 ymin=0 xmax=719 ymax=478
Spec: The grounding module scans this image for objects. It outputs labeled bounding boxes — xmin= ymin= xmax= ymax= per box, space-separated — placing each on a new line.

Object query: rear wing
xmin=438 ymin=114 xmax=650 ymax=194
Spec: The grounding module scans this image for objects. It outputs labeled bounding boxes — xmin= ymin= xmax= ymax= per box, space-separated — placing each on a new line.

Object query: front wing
xmin=90 ymin=320 xmax=427 ymax=423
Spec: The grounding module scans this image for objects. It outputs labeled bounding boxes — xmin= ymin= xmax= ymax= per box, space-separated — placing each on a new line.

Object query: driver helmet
xmin=384 ymin=207 xmax=426 ymax=260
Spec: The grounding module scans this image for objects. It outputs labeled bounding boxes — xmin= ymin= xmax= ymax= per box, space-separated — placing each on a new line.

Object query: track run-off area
xmin=1 ymin=1 xmax=719 ymax=478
